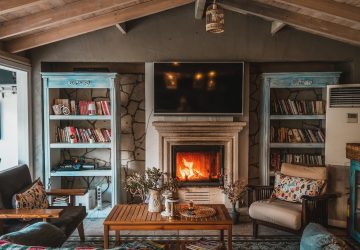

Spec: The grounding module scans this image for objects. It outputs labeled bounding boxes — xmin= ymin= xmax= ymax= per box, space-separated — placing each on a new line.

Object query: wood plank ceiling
xmin=0 ymin=0 xmax=359 ymax=53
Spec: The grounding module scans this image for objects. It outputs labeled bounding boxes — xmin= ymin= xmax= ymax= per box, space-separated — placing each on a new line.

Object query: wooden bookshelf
xmin=42 ymin=72 xmax=120 ymax=207
xmin=259 ymin=72 xmax=341 ymax=185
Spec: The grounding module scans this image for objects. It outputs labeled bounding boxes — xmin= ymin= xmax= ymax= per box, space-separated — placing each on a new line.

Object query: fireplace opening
xmin=171 ymin=145 xmax=224 ymax=186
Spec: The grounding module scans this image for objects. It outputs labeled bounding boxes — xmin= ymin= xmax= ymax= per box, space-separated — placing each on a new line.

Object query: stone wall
xmin=119 ymin=74 xmax=145 ymax=178
xmin=248 ymin=73 xmax=261 ymax=185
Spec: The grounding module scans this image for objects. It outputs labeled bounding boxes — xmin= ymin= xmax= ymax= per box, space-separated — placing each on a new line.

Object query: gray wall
xmin=30 ymin=3 xmax=360 ymax=196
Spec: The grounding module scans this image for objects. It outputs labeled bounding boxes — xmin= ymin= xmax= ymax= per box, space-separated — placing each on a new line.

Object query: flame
xmin=179 ymin=158 xmax=203 ymax=179
xmin=175 ymin=151 xmax=220 ymax=182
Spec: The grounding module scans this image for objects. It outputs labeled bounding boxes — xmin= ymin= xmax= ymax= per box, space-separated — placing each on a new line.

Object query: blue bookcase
xmin=259 ymin=72 xmax=341 ymax=185
xmin=42 ymin=72 xmax=120 ymax=206
xmin=350 ymin=159 xmax=360 ymax=243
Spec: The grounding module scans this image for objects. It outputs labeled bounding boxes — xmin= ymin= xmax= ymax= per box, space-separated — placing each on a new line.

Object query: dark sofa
xmin=0 ymin=165 xmax=86 ymax=246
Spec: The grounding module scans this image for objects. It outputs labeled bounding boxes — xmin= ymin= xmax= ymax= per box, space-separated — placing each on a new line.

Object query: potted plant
xmin=221 ymin=177 xmax=246 ymax=224
xmin=125 ymin=167 xmax=164 ymax=212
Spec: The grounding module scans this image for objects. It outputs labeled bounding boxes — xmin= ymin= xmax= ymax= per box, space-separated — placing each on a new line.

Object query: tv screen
xmin=154 ymin=62 xmax=244 ymax=115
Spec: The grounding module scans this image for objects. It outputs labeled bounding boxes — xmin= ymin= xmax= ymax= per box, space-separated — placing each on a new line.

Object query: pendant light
xmin=206 ymin=0 xmax=224 ymax=33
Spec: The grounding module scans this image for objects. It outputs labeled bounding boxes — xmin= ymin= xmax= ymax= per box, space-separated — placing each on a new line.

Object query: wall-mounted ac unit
xmin=325 ymin=84 xmax=360 ymax=166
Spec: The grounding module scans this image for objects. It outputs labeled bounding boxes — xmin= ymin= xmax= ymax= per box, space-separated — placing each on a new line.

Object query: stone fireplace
xmin=153 ymin=121 xmax=246 ymax=204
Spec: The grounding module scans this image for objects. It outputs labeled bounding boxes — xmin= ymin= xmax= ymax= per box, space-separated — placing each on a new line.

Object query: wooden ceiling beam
xmin=219 ymin=0 xmax=360 ymax=46
xmin=0 ymin=0 xmax=44 ymax=15
xmin=0 ymin=0 xmax=138 ymax=40
xmin=195 ymin=0 xmax=206 ymax=19
xmin=4 ymin=0 xmax=193 ymax=53
xmin=271 ymin=0 xmax=360 ymax=25
xmin=271 ymin=21 xmax=285 ymax=35
xmin=115 ymin=23 xmax=127 ymax=34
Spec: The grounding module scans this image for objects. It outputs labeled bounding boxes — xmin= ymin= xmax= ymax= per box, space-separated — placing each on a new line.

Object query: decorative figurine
xmin=161 ymin=190 xmax=172 ymax=217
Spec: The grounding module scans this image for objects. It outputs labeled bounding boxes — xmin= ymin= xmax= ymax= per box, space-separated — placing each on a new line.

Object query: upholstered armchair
xmin=248 ymin=163 xmax=337 ymax=237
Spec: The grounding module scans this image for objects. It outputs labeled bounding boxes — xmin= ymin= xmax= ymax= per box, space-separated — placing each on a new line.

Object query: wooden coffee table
xmin=103 ymin=204 xmax=232 ymax=249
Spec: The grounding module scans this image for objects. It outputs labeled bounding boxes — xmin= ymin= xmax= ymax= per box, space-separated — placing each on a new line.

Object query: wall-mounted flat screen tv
xmin=154 ymin=62 xmax=244 ymax=115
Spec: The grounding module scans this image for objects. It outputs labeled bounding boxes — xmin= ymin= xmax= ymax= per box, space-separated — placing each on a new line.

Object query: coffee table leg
xmin=220 ymin=230 xmax=224 ymax=241
xmin=227 ymin=226 xmax=232 ymax=250
xmin=104 ymin=225 xmax=109 ymax=249
xmin=115 ymin=230 xmax=120 ymax=246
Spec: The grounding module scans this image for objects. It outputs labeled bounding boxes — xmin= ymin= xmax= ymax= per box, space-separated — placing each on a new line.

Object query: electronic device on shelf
xmin=96 ymin=186 xmax=102 ymax=210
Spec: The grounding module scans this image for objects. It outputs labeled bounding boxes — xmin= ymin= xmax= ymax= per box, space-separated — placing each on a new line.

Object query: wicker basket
xmin=346 ymin=143 xmax=360 ymax=162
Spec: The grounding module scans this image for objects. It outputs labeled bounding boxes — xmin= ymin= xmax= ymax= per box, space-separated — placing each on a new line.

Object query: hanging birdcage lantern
xmin=206 ymin=0 xmax=224 ymax=33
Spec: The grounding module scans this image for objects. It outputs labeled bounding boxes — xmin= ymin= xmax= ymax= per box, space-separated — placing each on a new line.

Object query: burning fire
xmin=176 ymin=151 xmax=220 ymax=182
xmin=179 ymin=158 xmax=204 ymax=180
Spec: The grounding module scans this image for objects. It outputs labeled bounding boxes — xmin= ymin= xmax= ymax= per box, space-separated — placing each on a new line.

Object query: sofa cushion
xmin=271 ymin=173 xmax=325 ymax=203
xmin=281 ymin=163 xmax=328 ymax=194
xmin=300 ymin=223 xmax=348 ymax=250
xmin=0 ymin=193 xmax=4 ymax=210
xmin=0 ymin=222 xmax=66 ymax=247
xmin=0 ymin=165 xmax=32 ymax=209
xmin=48 ymin=206 xmax=86 ymax=237
xmin=281 ymin=163 xmax=327 ymax=180
xmin=249 ymin=199 xmax=302 ymax=230
xmin=13 ymin=178 xmax=49 ymax=209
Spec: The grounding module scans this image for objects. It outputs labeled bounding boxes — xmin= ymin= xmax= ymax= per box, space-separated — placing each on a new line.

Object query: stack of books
xmin=272 ymin=99 xmax=325 ymax=115
xmin=271 ymin=127 xmax=325 ymax=143
xmin=271 ymin=153 xmax=324 ymax=171
xmin=56 ymin=126 xmax=111 ymax=143
xmin=52 ymin=196 xmax=69 ymax=206
xmin=53 ymin=98 xmax=110 ymax=115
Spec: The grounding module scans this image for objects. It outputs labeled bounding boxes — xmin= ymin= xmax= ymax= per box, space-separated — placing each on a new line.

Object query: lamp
xmin=206 ymin=0 xmax=224 ymax=33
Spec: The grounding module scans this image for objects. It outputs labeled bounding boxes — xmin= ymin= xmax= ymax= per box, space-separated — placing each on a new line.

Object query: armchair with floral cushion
xmin=0 ymin=165 xmax=86 ymax=247
xmin=248 ymin=163 xmax=337 ymax=237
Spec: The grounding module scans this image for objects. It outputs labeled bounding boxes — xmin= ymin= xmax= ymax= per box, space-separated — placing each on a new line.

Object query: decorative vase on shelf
xmin=148 ymin=189 xmax=162 ymax=213
xmin=231 ymin=203 xmax=239 ymax=224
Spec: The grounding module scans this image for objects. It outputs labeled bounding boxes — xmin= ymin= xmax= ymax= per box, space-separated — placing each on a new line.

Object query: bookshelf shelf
xmin=43 ymin=72 xmax=120 ymax=208
xmin=259 ymin=72 xmax=341 ymax=185
xmin=270 ymin=143 xmax=325 ymax=148
xmin=50 ymin=115 xmax=111 ymax=120
xmin=270 ymin=115 xmax=326 ymax=120
xmin=50 ymin=143 xmax=112 ymax=149
xmin=50 ymin=170 xmax=112 ymax=177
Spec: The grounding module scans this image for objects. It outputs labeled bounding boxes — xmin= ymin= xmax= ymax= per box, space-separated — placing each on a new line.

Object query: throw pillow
xmin=14 ymin=178 xmax=49 ymax=209
xmin=300 ymin=223 xmax=348 ymax=250
xmin=271 ymin=173 xmax=325 ymax=203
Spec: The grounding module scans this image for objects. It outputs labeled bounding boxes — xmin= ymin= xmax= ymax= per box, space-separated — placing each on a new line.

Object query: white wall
xmin=0 ymin=91 xmax=18 ymax=170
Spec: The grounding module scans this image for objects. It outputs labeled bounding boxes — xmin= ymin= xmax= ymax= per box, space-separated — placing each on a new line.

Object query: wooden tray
xmin=178 ymin=206 xmax=216 ymax=219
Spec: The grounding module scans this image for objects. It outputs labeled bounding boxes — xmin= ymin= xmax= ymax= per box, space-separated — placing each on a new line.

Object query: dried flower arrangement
xmin=125 ymin=167 xmax=164 ymax=202
xmin=221 ymin=177 xmax=247 ymax=205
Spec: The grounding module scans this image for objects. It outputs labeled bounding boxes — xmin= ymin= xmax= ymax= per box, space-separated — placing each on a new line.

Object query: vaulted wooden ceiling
xmin=0 ymin=0 xmax=359 ymax=54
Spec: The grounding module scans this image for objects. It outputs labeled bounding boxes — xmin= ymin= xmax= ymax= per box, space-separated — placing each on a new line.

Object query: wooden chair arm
xmin=301 ymin=193 xmax=337 ymax=227
xmin=247 ymin=185 xmax=274 ymax=205
xmin=302 ymin=193 xmax=338 ymax=201
xmin=0 ymin=209 xmax=63 ymax=222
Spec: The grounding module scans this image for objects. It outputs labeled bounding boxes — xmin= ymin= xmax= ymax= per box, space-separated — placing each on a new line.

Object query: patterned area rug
xmin=62 ymin=235 xmax=360 ymax=250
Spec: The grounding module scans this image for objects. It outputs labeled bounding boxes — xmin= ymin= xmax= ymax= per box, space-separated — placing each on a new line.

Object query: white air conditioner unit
xmin=325 ymin=84 xmax=360 ymax=166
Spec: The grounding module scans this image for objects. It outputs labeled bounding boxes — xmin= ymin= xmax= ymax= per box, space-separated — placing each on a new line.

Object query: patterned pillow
xmin=271 ymin=173 xmax=325 ymax=203
xmin=14 ymin=178 xmax=49 ymax=209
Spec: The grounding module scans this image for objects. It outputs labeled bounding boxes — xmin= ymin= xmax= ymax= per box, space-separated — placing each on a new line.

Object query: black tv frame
xmin=153 ymin=62 xmax=244 ymax=116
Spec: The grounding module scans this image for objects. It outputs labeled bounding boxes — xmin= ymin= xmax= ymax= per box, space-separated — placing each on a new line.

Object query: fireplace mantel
xmin=153 ymin=121 xmax=246 ymax=182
